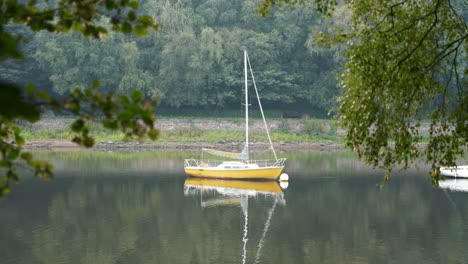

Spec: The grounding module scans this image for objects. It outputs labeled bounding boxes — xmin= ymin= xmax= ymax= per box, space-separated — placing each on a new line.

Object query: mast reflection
xmin=184 ymin=178 xmax=287 ymax=264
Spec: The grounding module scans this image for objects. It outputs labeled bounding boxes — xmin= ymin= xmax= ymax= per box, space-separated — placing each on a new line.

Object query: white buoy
xmin=279 ymin=181 xmax=289 ymax=189
xmin=279 ymin=173 xmax=289 ymax=182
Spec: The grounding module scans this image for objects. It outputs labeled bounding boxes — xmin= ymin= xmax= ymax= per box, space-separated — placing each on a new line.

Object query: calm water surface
xmin=1 ymin=151 xmax=467 ymax=264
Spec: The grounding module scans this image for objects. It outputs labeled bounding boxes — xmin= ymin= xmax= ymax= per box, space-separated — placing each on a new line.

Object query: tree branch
xmin=395 ymin=0 xmax=441 ymax=68
xmin=453 ymin=48 xmax=462 ymax=95
xmin=445 ymin=0 xmax=468 ymax=32
xmin=371 ymin=1 xmax=408 ymax=32
xmin=426 ymin=34 xmax=466 ymax=71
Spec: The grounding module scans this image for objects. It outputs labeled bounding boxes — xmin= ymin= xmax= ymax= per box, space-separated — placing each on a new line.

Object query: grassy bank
xmin=20 ymin=117 xmax=343 ymax=143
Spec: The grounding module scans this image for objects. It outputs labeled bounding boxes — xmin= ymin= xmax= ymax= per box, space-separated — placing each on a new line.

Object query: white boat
xmin=184 ymin=50 xmax=286 ymax=180
xmin=439 ymin=165 xmax=468 ymax=178
xmin=438 ymin=179 xmax=468 ymax=192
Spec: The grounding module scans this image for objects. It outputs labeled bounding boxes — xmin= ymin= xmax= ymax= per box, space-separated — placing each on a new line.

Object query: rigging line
xmin=253 ymin=198 xmax=279 ymax=264
xmin=246 ymin=52 xmax=278 ymax=160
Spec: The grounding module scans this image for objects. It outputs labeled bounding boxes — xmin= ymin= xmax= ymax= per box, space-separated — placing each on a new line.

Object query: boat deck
xmin=184 ymin=159 xmax=286 ymax=180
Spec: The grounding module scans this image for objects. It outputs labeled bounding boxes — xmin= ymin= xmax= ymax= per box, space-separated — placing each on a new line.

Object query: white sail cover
xmin=202 ymin=145 xmax=249 ymax=160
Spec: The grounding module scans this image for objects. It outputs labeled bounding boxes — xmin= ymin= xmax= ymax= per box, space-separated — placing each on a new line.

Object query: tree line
xmin=0 ymin=0 xmax=343 ymax=117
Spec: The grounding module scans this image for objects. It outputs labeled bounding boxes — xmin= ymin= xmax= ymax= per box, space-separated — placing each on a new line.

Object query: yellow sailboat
xmin=184 ymin=50 xmax=286 ymax=180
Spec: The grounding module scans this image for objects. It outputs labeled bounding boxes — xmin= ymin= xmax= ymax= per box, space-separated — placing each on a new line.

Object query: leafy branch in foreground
xmin=0 ymin=0 xmax=160 ymax=196
xmin=0 ymin=0 xmax=159 ymax=60
xmin=258 ymin=0 xmax=467 ymax=184
xmin=59 ymin=82 xmax=159 ymax=147
xmin=0 ymin=81 xmax=159 ymax=197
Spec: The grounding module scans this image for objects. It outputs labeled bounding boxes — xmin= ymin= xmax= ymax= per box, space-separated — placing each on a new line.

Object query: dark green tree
xmin=0 ymin=0 xmax=160 ymax=196
xmin=258 ymin=0 xmax=467 ymax=183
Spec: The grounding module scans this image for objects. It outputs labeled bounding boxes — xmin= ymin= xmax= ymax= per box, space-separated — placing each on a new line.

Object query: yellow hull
xmin=184 ymin=166 xmax=284 ymax=180
xmin=184 ymin=178 xmax=283 ymax=194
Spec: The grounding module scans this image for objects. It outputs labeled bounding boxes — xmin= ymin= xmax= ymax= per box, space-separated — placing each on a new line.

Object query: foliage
xmin=0 ymin=0 xmax=160 ymax=196
xmin=2 ymin=0 xmax=340 ymax=116
xmin=0 ymin=0 xmax=159 ymax=60
xmin=33 ymin=28 xmax=160 ymax=97
xmin=259 ymin=0 xmax=467 ymax=182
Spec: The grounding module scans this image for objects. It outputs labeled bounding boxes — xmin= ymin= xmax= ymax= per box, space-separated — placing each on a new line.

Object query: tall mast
xmin=244 ymin=50 xmax=248 ymax=154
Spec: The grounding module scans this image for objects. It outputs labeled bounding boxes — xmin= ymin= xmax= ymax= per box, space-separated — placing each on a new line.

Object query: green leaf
xmin=37 ymin=91 xmax=50 ymax=100
xmin=0 ymin=82 xmax=41 ymax=122
xmin=148 ymin=129 xmax=160 ymax=140
xmin=21 ymin=152 xmax=33 ymax=162
xmin=71 ymin=119 xmax=85 ymax=132
xmin=84 ymin=88 xmax=92 ymax=97
xmin=7 ymin=148 xmax=20 ymax=160
xmin=0 ymin=176 xmax=8 ymax=185
xmin=102 ymin=119 xmax=119 ymax=130
xmin=7 ymin=170 xmax=18 ymax=182
xmin=71 ymin=21 xmax=84 ymax=32
xmin=137 ymin=16 xmax=154 ymax=26
xmin=131 ymin=90 xmax=143 ymax=103
xmin=82 ymin=136 xmax=95 ymax=148
xmin=15 ymin=135 xmax=25 ymax=146
xmin=119 ymin=95 xmax=130 ymax=105
xmin=128 ymin=1 xmax=139 ymax=9
xmin=25 ymin=83 xmax=35 ymax=97
xmin=134 ymin=25 xmax=147 ymax=37
xmin=118 ymin=110 xmax=133 ymax=126
xmin=1 ymin=186 xmax=11 ymax=196
xmin=6 ymin=170 xmax=14 ymax=179
xmin=122 ymin=22 xmax=132 ymax=34
xmin=72 ymin=136 xmax=82 ymax=145
xmin=127 ymin=11 xmax=136 ymax=21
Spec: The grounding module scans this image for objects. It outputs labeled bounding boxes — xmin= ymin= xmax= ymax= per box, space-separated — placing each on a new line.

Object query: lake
xmin=1 ymin=151 xmax=467 ymax=264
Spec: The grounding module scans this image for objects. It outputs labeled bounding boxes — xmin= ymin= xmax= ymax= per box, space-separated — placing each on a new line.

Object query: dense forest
xmin=0 ymin=0 xmax=345 ymax=117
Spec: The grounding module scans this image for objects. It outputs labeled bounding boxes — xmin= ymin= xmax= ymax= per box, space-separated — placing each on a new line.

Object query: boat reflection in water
xmin=184 ymin=178 xmax=286 ymax=264
xmin=439 ymin=179 xmax=468 ymax=192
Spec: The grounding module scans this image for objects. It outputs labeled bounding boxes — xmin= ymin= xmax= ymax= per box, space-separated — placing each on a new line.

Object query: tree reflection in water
xmin=0 ymin=151 xmax=467 ymax=263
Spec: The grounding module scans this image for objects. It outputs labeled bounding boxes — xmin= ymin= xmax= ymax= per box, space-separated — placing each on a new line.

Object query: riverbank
xmin=24 ymin=139 xmax=346 ymax=152
xmin=20 ymin=117 xmax=436 ymax=152
xmin=21 ymin=117 xmax=346 ymax=151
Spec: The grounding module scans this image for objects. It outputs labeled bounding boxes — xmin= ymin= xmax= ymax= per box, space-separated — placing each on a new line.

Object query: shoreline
xmin=24 ymin=139 xmax=347 ymax=152
xmin=21 ymin=118 xmax=434 ymax=153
